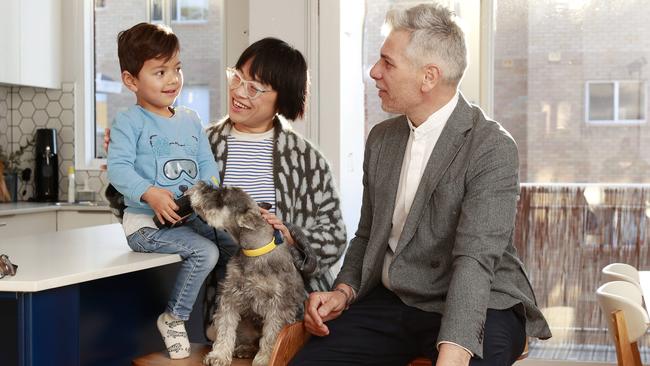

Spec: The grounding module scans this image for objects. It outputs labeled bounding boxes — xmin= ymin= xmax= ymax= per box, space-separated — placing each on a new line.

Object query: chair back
xmin=603 ymin=263 xmax=641 ymax=287
xmin=596 ymin=281 xmax=649 ymax=343
xmin=598 ymin=279 xmax=644 ymax=305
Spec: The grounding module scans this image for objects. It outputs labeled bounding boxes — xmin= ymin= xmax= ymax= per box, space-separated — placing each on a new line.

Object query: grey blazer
xmin=335 ymin=95 xmax=551 ymax=357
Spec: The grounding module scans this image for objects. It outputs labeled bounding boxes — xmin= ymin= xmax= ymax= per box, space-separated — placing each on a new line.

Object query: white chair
xmin=596 ymin=281 xmax=650 ymax=366
xmin=599 ymin=278 xmax=644 ymax=305
xmin=602 ymin=263 xmax=641 ymax=288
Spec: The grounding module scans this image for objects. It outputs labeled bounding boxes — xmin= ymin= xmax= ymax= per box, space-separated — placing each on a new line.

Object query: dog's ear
xmin=236 ymin=209 xmax=259 ymax=230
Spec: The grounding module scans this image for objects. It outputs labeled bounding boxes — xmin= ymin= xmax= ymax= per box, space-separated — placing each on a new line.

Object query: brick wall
xmin=495 ymin=0 xmax=650 ymax=183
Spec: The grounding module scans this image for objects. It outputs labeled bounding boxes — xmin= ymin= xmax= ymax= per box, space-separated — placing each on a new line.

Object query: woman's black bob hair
xmin=235 ymin=37 xmax=308 ymax=120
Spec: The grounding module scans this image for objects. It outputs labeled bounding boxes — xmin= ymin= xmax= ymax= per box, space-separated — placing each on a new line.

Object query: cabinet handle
xmin=0 ymin=222 xmax=7 ymax=227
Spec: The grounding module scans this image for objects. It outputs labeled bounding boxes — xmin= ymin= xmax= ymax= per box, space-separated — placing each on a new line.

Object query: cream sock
xmin=156 ymin=312 xmax=191 ymax=359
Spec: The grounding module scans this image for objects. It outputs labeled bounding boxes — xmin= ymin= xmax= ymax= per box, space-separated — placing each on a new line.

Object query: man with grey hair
xmin=292 ymin=2 xmax=551 ymax=366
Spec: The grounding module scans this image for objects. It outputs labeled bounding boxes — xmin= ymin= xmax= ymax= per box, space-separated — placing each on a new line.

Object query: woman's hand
xmin=104 ymin=128 xmax=111 ymax=153
xmin=260 ymin=208 xmax=295 ymax=245
xmin=142 ymin=187 xmax=181 ymax=225
xmin=99 ymin=128 xmax=112 ymax=171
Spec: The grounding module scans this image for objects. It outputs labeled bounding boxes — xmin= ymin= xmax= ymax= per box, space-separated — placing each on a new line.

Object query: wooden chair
xmin=132 ymin=343 xmax=248 ymax=366
xmin=596 ymin=281 xmax=650 ymax=366
xmin=132 ymin=322 xmax=310 ymax=366
xmin=133 ymin=321 xmax=529 ymax=366
xmin=268 ymin=321 xmax=311 ymax=365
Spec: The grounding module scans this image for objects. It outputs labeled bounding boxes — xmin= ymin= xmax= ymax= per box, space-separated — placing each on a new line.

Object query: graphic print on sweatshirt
xmin=150 ymin=134 xmax=200 ymax=197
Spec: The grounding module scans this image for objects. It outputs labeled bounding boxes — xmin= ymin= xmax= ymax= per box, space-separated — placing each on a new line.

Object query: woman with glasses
xmin=202 ymin=37 xmax=347 ymax=336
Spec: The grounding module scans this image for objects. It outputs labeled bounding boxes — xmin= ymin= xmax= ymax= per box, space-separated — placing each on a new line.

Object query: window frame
xmin=74 ymin=0 xmax=102 ymax=170
xmin=149 ymin=0 xmax=165 ymax=23
xmin=171 ymin=0 xmax=209 ymax=24
xmin=585 ymin=80 xmax=647 ymax=126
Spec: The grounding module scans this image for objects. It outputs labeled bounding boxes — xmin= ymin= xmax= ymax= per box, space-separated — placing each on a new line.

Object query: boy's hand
xmin=142 ymin=187 xmax=181 ymax=225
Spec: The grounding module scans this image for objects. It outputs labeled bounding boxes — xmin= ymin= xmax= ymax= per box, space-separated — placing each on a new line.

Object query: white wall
xmin=247 ymin=0 xmax=313 ymax=140
xmin=338 ymin=2 xmax=365 ymax=244
xmin=317 ymin=1 xmax=341 ymax=184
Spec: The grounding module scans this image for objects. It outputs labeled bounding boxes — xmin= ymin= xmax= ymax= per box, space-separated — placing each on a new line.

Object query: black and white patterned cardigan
xmin=201 ymin=117 xmax=347 ymax=319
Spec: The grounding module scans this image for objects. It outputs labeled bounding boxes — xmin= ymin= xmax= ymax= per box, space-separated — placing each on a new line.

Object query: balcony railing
xmin=515 ymin=184 xmax=650 ymax=362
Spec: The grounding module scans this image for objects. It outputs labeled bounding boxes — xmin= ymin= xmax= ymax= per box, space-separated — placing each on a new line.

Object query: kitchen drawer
xmin=0 ymin=212 xmax=57 ymax=240
xmin=56 ymin=211 xmax=116 ymax=231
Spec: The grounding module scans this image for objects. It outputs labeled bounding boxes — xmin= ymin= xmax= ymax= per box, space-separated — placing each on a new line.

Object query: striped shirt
xmin=222 ymin=127 xmax=276 ymax=213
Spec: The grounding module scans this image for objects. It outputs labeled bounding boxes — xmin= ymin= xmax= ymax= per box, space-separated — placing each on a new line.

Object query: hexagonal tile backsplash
xmin=0 ymin=83 xmax=108 ymax=202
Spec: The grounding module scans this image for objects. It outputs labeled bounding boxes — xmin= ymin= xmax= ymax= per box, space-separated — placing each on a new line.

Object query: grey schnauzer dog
xmin=186 ymin=181 xmax=305 ymax=366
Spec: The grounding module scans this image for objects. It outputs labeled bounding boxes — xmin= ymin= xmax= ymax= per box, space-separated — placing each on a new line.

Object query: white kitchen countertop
xmin=0 ymin=223 xmax=180 ymax=292
xmin=0 ymin=201 xmax=112 ymax=216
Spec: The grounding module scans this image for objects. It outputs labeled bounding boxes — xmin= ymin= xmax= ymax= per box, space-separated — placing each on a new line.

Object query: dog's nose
xmin=179 ymin=185 xmax=188 ymax=193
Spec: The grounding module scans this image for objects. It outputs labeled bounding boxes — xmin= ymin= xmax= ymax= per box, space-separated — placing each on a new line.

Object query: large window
xmin=491 ymin=0 xmax=650 ymax=362
xmin=76 ymin=0 xmax=223 ymax=167
xmin=492 ymin=0 xmax=650 ymax=184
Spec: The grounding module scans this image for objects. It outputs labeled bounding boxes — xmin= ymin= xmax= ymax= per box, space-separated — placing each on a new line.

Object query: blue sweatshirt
xmin=107 ymin=105 xmax=219 ymax=216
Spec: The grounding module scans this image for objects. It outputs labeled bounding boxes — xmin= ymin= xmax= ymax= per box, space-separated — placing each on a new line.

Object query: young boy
xmin=107 ymin=23 xmax=227 ymax=359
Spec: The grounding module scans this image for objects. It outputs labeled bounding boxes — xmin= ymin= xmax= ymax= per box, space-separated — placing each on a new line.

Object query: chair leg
xmin=612 ymin=310 xmax=642 ymax=366
xmin=631 ymin=342 xmax=642 ymax=366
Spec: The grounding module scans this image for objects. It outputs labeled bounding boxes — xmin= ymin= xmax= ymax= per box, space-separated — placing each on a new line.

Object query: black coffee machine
xmin=34 ymin=128 xmax=59 ymax=202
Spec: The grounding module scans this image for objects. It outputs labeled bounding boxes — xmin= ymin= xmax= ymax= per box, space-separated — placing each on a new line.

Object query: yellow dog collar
xmin=242 ymin=237 xmax=277 ymax=257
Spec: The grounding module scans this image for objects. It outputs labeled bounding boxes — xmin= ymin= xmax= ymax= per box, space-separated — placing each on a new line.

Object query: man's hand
xmin=435 ymin=343 xmax=472 ymax=366
xmin=260 ymin=208 xmax=295 ymax=246
xmin=104 ymin=128 xmax=111 ymax=154
xmin=142 ymin=187 xmax=181 ymax=225
xmin=303 ymin=285 xmax=351 ymax=336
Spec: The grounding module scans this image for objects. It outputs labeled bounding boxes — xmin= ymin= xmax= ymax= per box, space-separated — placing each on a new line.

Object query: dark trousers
xmin=290 ymin=285 xmax=526 ymax=366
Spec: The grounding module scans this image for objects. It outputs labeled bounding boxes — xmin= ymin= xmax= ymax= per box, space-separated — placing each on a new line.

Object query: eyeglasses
xmin=0 ymin=254 xmax=18 ymax=279
xmin=226 ymin=67 xmax=271 ymax=100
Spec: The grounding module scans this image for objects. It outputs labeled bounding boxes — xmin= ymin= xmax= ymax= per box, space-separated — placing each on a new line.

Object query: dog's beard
xmin=188 ymin=183 xmax=260 ymax=244
xmin=190 ymin=194 xmax=242 ymax=242
xmin=200 ymin=206 xmax=231 ymax=229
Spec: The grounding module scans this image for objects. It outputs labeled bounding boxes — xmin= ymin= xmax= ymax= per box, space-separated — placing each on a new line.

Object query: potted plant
xmin=0 ymin=139 xmax=34 ymax=202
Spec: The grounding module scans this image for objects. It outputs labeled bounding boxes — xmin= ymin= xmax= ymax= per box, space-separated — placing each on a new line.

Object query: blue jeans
xmin=127 ymin=217 xmax=236 ymax=320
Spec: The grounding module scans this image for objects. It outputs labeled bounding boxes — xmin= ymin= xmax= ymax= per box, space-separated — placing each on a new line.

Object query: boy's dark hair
xmin=117 ymin=22 xmax=179 ymax=77
xmin=236 ymin=38 xmax=308 ymax=120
